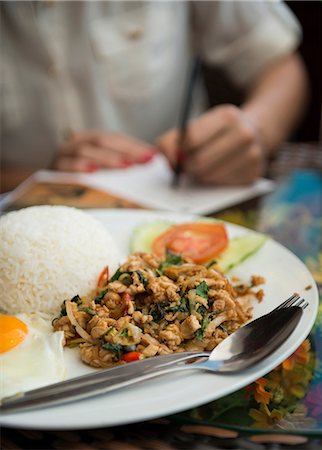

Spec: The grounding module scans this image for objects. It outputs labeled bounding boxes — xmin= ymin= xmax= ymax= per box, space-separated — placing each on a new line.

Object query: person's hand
xmin=156 ymin=105 xmax=266 ymax=185
xmin=53 ymin=131 xmax=155 ymax=172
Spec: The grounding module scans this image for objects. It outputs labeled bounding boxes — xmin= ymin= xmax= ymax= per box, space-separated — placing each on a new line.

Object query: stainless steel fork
xmin=276 ymin=292 xmax=308 ymax=310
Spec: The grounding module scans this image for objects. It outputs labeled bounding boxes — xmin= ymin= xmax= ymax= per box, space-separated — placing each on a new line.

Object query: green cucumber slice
xmin=216 ymin=233 xmax=267 ymax=273
xmin=130 ymin=221 xmax=171 ymax=253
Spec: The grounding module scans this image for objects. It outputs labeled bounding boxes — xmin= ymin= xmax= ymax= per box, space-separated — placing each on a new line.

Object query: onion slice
xmin=65 ymin=300 xmax=94 ymax=343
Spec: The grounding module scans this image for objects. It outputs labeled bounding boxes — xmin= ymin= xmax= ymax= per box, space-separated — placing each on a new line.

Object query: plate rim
xmin=1 ymin=208 xmax=319 ymax=430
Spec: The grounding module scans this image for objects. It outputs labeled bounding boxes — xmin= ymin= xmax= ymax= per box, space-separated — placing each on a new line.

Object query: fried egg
xmin=0 ymin=313 xmax=66 ymax=401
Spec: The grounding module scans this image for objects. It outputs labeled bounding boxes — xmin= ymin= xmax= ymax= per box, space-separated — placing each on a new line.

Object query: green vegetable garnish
xmin=118 ymin=328 xmax=129 ymax=338
xmin=102 ymin=343 xmax=123 ymax=359
xmin=94 ymin=288 xmax=108 ymax=304
xmin=135 ymin=270 xmax=148 ymax=287
xmin=71 ymin=295 xmax=82 ymax=304
xmin=196 ymin=281 xmax=209 ymax=299
xmin=205 ymin=259 xmax=217 ymax=269
xmin=59 ymin=294 xmax=82 ymax=317
xmin=109 ymin=268 xmax=123 ymax=282
xmin=196 ymin=314 xmax=211 ymax=341
xmin=151 ymin=303 xmax=166 ymax=322
xmin=168 ymin=297 xmax=189 ymax=314
xmin=79 ymin=307 xmax=96 ymax=316
xmin=156 ymin=252 xmax=182 ymax=276
xmin=195 ymin=310 xmax=220 ymax=341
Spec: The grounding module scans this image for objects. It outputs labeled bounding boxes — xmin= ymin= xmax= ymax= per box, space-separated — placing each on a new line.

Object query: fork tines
xmin=276 ymin=293 xmax=308 ymax=310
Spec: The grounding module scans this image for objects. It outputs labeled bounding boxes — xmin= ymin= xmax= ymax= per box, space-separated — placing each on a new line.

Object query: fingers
xmin=157 ymin=105 xmax=266 ymax=186
xmin=52 ymin=156 xmax=99 ymax=173
xmin=92 ymin=133 xmax=156 ymax=162
xmin=74 ymin=144 xmax=136 ymax=169
xmin=186 ymin=120 xmax=258 ymax=176
xmin=195 ymin=144 xmax=265 ymax=185
xmin=58 ymin=132 xmax=101 ymax=157
xmin=56 ymin=131 xmax=156 ymax=171
xmin=184 ymin=106 xmax=235 ymax=153
xmin=156 ymin=106 xmax=242 ymax=170
xmin=155 ymin=129 xmax=179 ymax=168
xmin=56 ymin=142 xmax=131 ymax=170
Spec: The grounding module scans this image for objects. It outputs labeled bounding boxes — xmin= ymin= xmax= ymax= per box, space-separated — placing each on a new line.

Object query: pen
xmin=172 ymin=57 xmax=201 ymax=187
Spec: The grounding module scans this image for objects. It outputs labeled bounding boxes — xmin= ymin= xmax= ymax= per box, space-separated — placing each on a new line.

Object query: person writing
xmin=1 ymin=1 xmax=308 ymax=191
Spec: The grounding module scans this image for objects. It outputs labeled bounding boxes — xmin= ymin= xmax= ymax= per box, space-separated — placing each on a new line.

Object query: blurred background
xmin=204 ymin=0 xmax=321 ymax=142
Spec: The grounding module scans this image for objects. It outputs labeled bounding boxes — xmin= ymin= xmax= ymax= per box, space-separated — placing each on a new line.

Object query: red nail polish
xmin=85 ymin=163 xmax=99 ymax=173
xmin=120 ymin=160 xmax=134 ymax=168
xmin=139 ymin=152 xmax=155 ymax=164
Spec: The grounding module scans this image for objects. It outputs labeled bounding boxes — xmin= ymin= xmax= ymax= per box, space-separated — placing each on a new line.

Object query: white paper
xmin=0 ymin=155 xmax=274 ymax=214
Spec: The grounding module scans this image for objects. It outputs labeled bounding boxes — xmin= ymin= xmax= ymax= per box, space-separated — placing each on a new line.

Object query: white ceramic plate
xmin=1 ymin=209 xmax=319 ymax=430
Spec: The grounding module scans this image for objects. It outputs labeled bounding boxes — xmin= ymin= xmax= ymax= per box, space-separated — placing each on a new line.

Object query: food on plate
xmin=0 ymin=205 xmax=121 ymax=315
xmin=0 ymin=313 xmax=65 ymax=401
xmin=53 ymin=251 xmax=265 ymax=369
xmin=131 ymin=220 xmax=267 ymax=272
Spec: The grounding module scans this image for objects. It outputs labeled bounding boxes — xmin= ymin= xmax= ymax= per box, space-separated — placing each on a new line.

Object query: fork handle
xmin=1 ymin=351 xmax=211 ymax=413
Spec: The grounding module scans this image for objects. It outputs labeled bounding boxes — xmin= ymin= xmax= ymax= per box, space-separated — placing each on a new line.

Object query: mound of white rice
xmin=0 ymin=206 xmax=121 ymax=315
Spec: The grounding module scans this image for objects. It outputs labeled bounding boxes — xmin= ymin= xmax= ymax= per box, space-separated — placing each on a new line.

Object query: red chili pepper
xmin=97 ymin=266 xmax=109 ymax=292
xmin=122 ymin=292 xmax=133 ymax=303
xmin=122 ymin=351 xmax=143 ymax=363
xmin=121 ymin=292 xmax=133 ymax=315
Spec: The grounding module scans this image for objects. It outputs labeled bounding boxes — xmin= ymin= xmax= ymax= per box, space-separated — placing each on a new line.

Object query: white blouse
xmin=1 ymin=0 xmax=301 ymax=168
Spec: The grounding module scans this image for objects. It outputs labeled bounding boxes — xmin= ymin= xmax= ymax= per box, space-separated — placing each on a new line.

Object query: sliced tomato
xmin=121 ymin=351 xmax=143 ymax=363
xmin=152 ymin=222 xmax=228 ymax=264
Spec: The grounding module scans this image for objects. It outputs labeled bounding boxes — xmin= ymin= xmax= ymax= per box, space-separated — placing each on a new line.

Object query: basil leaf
xmin=109 ymin=268 xmax=122 ymax=282
xmin=165 ymin=252 xmax=182 ymax=265
xmin=205 ymin=259 xmax=217 ymax=269
xmin=151 ymin=303 xmax=166 ymax=322
xmin=198 ymin=305 xmax=207 ymax=317
xmin=157 ymin=252 xmax=183 ymax=275
xmin=59 ymin=302 xmax=67 ymax=317
xmin=168 ymin=297 xmax=189 ymax=314
xmin=102 ymin=343 xmax=123 ymax=359
xmin=196 ymin=281 xmax=209 ymax=299
xmin=135 ymin=270 xmax=148 ymax=287
xmin=71 ymin=295 xmax=82 ymax=305
xmin=196 ymin=314 xmax=211 ymax=341
xmin=94 ymin=288 xmax=108 ymax=304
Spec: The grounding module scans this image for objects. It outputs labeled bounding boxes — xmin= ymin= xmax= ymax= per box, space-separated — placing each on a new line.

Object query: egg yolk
xmin=0 ymin=315 xmax=28 ymax=353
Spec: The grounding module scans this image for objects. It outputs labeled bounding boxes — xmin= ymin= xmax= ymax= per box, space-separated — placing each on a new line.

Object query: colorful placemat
xmin=1 ymin=181 xmax=142 ymax=211
xmin=172 ymin=168 xmax=322 ymax=436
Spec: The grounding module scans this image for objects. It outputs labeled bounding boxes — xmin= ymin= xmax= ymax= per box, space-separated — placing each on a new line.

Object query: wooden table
xmin=2 ymin=143 xmax=322 ymax=450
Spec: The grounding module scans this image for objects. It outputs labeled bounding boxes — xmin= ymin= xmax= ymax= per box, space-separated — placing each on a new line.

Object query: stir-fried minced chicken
xmin=53 ymin=252 xmax=265 ymax=368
